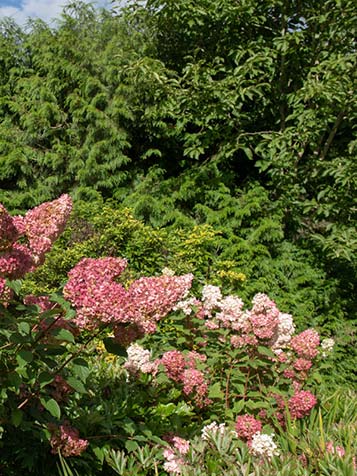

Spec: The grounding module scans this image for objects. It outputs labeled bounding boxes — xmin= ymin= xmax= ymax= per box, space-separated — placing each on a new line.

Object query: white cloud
xmin=0 ymin=0 xmax=112 ymax=27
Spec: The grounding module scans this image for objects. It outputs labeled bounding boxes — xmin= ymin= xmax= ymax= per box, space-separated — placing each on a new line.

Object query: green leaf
xmin=16 ymin=350 xmax=33 ymax=367
xmin=71 ymin=360 xmax=90 ymax=382
xmin=66 ymin=377 xmax=87 ymax=394
xmin=208 ymin=382 xmax=224 ymax=399
xmin=5 ymin=280 xmax=22 ymax=294
xmin=125 ymin=440 xmax=139 ymax=452
xmin=257 ymin=346 xmax=275 ymax=359
xmin=18 ymin=321 xmax=30 ymax=335
xmin=155 ymin=403 xmax=176 ymax=417
xmin=233 ymin=400 xmax=246 ymax=413
xmin=38 ymin=371 xmax=54 ymax=388
xmin=8 ymin=372 xmax=22 ymax=391
xmin=93 ymin=446 xmax=105 ymax=464
xmin=41 ymin=398 xmax=61 ymax=419
xmin=52 ymin=328 xmax=75 ymax=343
xmin=11 ymin=409 xmax=23 ymax=427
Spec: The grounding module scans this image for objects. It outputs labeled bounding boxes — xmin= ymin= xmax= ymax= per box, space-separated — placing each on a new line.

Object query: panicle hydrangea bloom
xmin=0 ymin=195 xmax=72 ymax=302
xmin=162 ymin=436 xmax=190 ymax=475
xmin=293 ymin=358 xmax=313 ymax=372
xmin=173 ymin=297 xmax=201 ymax=316
xmin=249 ymin=293 xmax=280 ymax=340
xmin=160 ymin=350 xmax=187 ymax=382
xmin=119 ymin=274 xmax=194 ymax=334
xmin=201 ymin=285 xmax=222 ymax=312
xmin=290 ymin=329 xmax=320 ymax=359
xmin=230 ymin=334 xmax=258 ymax=348
xmin=65 ymin=261 xmax=193 ymax=333
xmin=186 ymin=350 xmax=207 ymax=367
xmin=0 ymin=204 xmax=19 ymax=251
xmin=235 ymin=414 xmax=262 ymax=441
xmin=205 ymin=319 xmax=220 ymax=330
xmin=320 ymin=338 xmax=335 ymax=357
xmin=124 ymin=343 xmax=156 ymax=374
xmin=159 ymin=350 xmax=210 ymax=407
xmin=0 ymin=277 xmax=13 ymax=305
xmin=270 ymin=312 xmax=295 ymax=352
xmin=23 ymin=294 xmax=54 ymax=312
xmin=23 ymin=194 xmax=73 ymax=264
xmin=288 ymin=390 xmax=317 ymax=419
xmin=215 ymin=295 xmax=245 ymax=329
xmin=0 ymin=243 xmax=34 ymax=278
xmin=63 ymin=257 xmax=128 ymax=329
xmin=201 ymin=421 xmax=227 ymax=441
xmin=182 ymin=368 xmax=208 ymax=399
xmin=250 ymin=432 xmax=280 ymax=459
xmin=49 ymin=423 xmax=88 ymax=457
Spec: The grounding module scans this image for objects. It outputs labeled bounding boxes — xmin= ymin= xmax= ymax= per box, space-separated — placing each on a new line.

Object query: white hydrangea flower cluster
xmin=201 ymin=285 xmax=222 ymax=311
xmin=270 ymin=312 xmax=295 ymax=353
xmin=201 ymin=421 xmax=227 ymax=441
xmin=250 ymin=432 xmax=280 ymax=459
xmin=173 ymin=297 xmax=199 ymax=316
xmin=320 ymin=337 xmax=335 ymax=357
xmin=124 ymin=343 xmax=153 ymax=374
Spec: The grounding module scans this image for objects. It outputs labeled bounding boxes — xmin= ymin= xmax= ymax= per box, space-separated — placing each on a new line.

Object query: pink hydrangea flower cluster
xmin=235 ymin=414 xmax=262 ymax=442
xmin=49 ymin=422 xmax=88 ymax=457
xmin=0 ymin=204 xmax=20 ymax=251
xmin=163 ymin=436 xmax=190 ymax=475
xmin=176 ymin=289 xmax=294 ymax=350
xmin=63 ymin=257 xmax=128 ymax=329
xmin=290 ymin=329 xmax=320 ymax=359
xmin=158 ymin=350 xmax=210 ymax=407
xmin=64 ymin=257 xmax=193 ymax=334
xmin=288 ymin=390 xmax=317 ymax=419
xmin=249 ymin=293 xmax=281 ymax=340
xmin=172 ymin=285 xmax=327 ymax=423
xmin=0 ymin=195 xmax=72 ymax=303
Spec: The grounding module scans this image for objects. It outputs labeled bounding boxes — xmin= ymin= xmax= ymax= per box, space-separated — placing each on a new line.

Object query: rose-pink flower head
xmin=0 ymin=277 xmax=12 ymax=304
xmin=171 ymin=436 xmax=190 ymax=455
xmin=50 ymin=423 xmax=88 ymax=457
xmin=63 ymin=257 xmax=128 ymax=329
xmin=120 ymin=274 xmax=194 ymax=333
xmin=24 ymin=194 xmax=72 ymax=263
xmin=235 ymin=414 xmax=262 ymax=442
xmin=0 ymin=243 xmax=34 ymax=279
xmin=288 ymin=390 xmax=317 ymax=419
xmin=249 ymin=293 xmax=280 ymax=340
xmin=0 ymin=204 xmax=19 ymax=251
xmin=160 ymin=350 xmax=186 ymax=382
xmin=290 ymin=329 xmax=320 ymax=359
xmin=23 ymin=294 xmax=54 ymax=312
xmin=293 ymin=358 xmax=313 ymax=373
